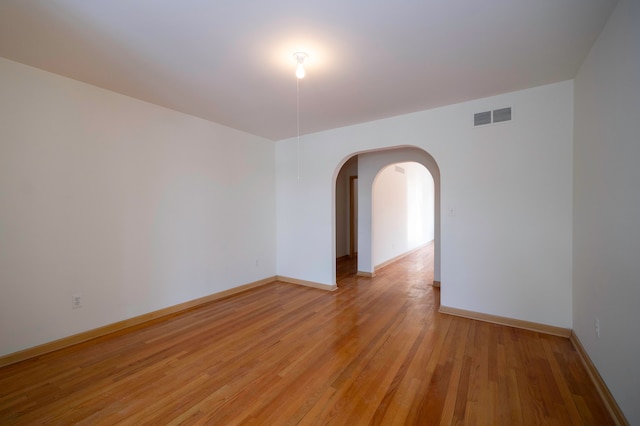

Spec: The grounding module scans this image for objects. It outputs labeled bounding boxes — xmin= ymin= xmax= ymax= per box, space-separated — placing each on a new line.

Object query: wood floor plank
xmin=0 ymin=242 xmax=616 ymax=424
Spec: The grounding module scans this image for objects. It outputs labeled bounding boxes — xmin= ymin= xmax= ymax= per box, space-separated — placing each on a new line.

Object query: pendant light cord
xmin=296 ymin=77 xmax=300 ymax=181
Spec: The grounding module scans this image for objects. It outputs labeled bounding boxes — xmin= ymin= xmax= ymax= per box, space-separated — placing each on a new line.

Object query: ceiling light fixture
xmin=293 ymin=52 xmax=308 ymax=79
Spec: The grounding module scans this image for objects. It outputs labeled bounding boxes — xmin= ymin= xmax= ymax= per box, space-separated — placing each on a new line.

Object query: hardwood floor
xmin=0 ymin=243 xmax=614 ymax=424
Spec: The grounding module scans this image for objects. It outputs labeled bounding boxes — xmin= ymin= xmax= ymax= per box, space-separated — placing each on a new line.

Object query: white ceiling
xmin=0 ymin=0 xmax=617 ymax=141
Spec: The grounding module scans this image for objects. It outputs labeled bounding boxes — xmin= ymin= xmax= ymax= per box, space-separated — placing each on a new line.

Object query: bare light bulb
xmin=293 ymin=52 xmax=308 ymax=79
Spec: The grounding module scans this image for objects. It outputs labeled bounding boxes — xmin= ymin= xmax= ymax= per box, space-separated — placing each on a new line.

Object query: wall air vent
xmin=493 ymin=107 xmax=512 ymax=123
xmin=474 ymin=111 xmax=492 ymax=126
xmin=474 ymin=107 xmax=513 ymax=127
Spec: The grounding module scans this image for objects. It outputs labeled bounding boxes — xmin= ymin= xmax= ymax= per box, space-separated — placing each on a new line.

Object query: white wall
xmin=573 ymin=0 xmax=640 ymax=423
xmin=372 ymin=162 xmax=434 ymax=267
xmin=0 ymin=58 xmax=276 ymax=357
xmin=276 ymin=80 xmax=574 ymax=328
xmin=406 ymin=163 xmax=435 ymax=249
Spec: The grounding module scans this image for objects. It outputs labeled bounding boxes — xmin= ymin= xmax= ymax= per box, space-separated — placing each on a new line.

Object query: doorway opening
xmin=371 ymin=161 xmax=434 ymax=270
xmin=333 ymin=147 xmax=441 ymax=287
xmin=349 ymin=176 xmax=358 ymax=259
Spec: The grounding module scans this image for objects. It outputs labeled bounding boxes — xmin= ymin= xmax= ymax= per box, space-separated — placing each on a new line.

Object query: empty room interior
xmin=0 ymin=0 xmax=638 ymax=424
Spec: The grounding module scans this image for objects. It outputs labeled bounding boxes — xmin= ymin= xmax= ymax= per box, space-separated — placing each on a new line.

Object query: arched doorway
xmin=333 ymin=146 xmax=441 ymax=286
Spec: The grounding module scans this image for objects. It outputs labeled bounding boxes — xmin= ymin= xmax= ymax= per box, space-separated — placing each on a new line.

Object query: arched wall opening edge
xmin=331 ymin=145 xmax=441 ymax=286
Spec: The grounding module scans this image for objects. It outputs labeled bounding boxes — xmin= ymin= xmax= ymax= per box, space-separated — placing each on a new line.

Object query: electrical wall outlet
xmin=595 ymin=318 xmax=600 ymax=338
xmin=72 ymin=293 xmax=82 ymax=309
